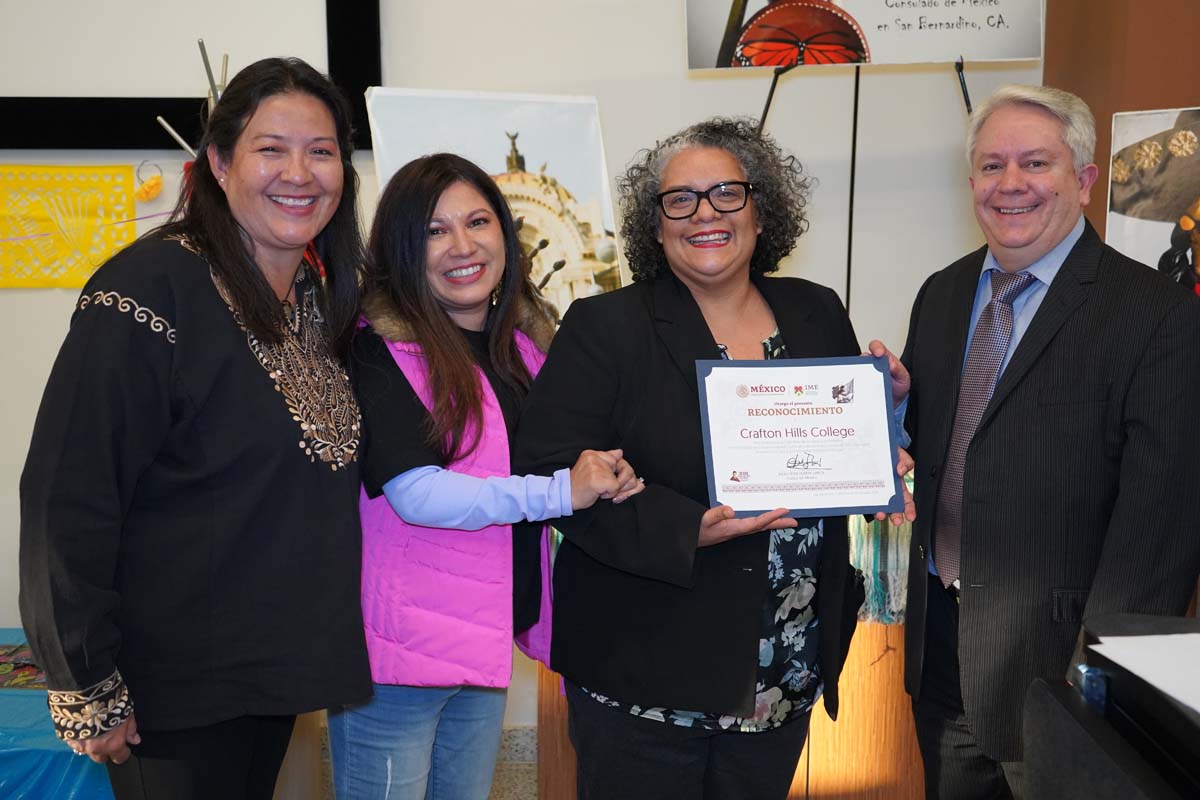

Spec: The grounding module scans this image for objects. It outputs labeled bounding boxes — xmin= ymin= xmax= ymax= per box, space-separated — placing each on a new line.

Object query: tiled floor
xmin=489 ymin=761 xmax=537 ymax=800
xmin=490 ymin=727 xmax=537 ymax=800
xmin=319 ymin=723 xmax=334 ymax=799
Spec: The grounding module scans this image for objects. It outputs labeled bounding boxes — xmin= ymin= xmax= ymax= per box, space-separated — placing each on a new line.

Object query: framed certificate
xmin=696 ymin=355 xmax=904 ymax=517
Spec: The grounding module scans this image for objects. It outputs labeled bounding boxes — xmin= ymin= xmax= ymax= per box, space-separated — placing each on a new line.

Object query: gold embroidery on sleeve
xmin=76 ymin=291 xmax=177 ymax=343
xmin=48 ymin=669 xmax=134 ymax=741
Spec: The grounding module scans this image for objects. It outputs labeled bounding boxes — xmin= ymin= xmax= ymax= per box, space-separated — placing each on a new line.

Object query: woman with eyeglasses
xmin=514 ymin=117 xmax=895 ymax=800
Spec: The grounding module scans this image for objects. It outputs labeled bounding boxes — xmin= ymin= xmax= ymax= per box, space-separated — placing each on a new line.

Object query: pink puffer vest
xmin=359 ymin=330 xmax=553 ymax=687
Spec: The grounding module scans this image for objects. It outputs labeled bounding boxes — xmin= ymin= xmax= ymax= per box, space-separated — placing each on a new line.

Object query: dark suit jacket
xmin=513 ymin=271 xmax=864 ymax=720
xmin=902 ymin=221 xmax=1200 ymax=760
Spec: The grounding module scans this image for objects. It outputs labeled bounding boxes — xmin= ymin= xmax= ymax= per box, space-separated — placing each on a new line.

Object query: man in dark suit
xmin=880 ymin=84 xmax=1200 ymax=798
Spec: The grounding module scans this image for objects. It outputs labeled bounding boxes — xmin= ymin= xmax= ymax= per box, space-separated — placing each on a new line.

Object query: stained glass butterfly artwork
xmin=732 ymin=1 xmax=869 ymax=68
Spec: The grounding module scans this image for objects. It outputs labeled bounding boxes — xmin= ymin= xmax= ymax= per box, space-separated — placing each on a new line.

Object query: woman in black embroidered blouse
xmin=18 ymin=58 xmax=371 ymax=799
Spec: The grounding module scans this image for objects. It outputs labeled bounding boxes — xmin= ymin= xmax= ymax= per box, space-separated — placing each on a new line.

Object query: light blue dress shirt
xmin=963 ymin=215 xmax=1085 ymax=374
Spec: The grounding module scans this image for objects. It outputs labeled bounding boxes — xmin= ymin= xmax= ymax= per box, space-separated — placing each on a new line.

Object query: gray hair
xmin=617 ymin=117 xmax=812 ymax=281
xmin=965 ymin=84 xmax=1096 ymax=172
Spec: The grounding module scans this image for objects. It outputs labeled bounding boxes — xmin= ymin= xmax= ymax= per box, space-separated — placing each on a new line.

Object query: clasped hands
xmin=570 ymin=449 xmax=644 ymax=509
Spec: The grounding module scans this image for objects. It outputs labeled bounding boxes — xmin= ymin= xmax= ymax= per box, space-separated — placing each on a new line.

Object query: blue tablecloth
xmin=0 ymin=628 xmax=112 ymax=799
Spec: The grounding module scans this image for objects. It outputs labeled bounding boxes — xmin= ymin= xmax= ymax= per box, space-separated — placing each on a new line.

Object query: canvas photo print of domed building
xmin=366 ymin=88 xmax=621 ymax=321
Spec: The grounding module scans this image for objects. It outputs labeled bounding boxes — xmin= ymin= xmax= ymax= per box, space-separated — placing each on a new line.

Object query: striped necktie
xmin=933 ymin=269 xmax=1036 ymax=589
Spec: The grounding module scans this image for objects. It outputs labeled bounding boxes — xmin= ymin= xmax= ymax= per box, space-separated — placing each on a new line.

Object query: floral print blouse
xmin=585 ymin=330 xmax=824 ymax=732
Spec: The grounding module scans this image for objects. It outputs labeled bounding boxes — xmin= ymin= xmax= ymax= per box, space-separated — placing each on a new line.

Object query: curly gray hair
xmin=618 ymin=117 xmax=812 ymax=281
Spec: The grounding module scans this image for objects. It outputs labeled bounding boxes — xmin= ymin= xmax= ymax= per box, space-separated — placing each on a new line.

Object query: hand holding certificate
xmin=696 ymin=355 xmax=905 ymax=518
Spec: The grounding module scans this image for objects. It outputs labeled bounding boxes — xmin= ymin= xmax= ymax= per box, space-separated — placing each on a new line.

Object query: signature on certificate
xmin=786 ymin=453 xmax=822 ymax=470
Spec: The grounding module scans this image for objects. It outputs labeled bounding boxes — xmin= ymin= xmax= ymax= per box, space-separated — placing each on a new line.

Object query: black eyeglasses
xmin=657 ymin=181 xmax=754 ymax=220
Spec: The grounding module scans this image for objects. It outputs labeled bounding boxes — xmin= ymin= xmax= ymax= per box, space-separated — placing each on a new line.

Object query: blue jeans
xmin=328 ymin=683 xmax=507 ymax=800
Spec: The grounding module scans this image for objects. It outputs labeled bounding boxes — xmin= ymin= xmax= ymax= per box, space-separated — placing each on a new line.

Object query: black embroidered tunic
xmin=18 ymin=236 xmax=371 ymax=739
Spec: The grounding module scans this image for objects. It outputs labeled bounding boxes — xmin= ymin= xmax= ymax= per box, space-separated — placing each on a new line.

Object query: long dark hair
xmin=158 ymin=57 xmax=364 ymax=358
xmin=364 ymin=153 xmax=532 ymax=462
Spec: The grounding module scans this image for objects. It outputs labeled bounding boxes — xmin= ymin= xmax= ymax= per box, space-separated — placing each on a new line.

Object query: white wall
xmin=380 ymin=0 xmax=1039 ymax=345
xmin=1 ymin=0 xmax=1040 ymax=727
xmin=0 ymin=0 xmax=327 ymax=96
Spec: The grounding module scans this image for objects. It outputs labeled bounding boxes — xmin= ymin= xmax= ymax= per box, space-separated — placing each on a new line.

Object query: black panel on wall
xmin=0 ymin=1 xmax=381 ymax=151
xmin=326 ymin=0 xmax=382 ymax=151
xmin=0 ymin=97 xmax=208 ymax=151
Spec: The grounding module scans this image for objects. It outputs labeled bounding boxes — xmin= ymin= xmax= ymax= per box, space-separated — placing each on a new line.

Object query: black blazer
xmin=902 ymin=222 xmax=1200 ymax=760
xmin=513 ymin=271 xmax=864 ymax=719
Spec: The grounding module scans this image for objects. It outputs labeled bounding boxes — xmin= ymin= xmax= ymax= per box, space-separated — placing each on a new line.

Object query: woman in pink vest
xmin=328 ymin=153 xmax=640 ymax=800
